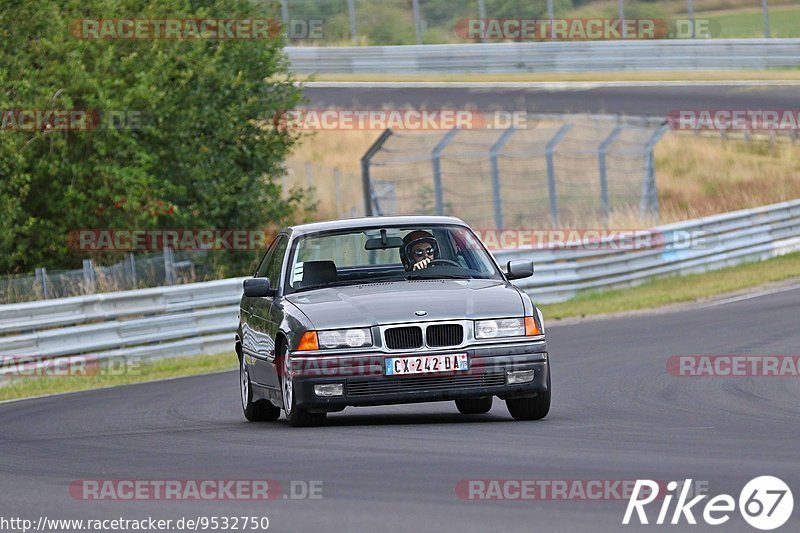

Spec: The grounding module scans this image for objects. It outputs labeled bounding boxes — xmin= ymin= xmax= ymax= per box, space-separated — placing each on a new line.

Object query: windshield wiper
xmin=293 ymin=276 xmax=403 ymax=292
xmin=406 ymin=273 xmax=473 ymax=280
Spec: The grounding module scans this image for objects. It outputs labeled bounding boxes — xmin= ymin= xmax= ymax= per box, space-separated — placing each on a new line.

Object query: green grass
xmin=0 ymin=352 xmax=236 ymax=402
xmin=707 ymin=7 xmax=800 ymax=38
xmin=540 ymin=251 xmax=800 ymax=320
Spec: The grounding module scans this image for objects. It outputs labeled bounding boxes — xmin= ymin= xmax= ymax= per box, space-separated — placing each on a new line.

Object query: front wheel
xmin=506 ymin=372 xmax=551 ymax=421
xmin=455 ymin=397 xmax=493 ymax=414
xmin=281 ymin=348 xmax=327 ymax=427
xmin=240 ymin=355 xmax=280 ymax=422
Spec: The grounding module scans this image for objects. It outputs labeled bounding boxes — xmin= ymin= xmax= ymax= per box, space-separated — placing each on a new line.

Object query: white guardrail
xmin=285 ymin=39 xmax=800 ymax=73
xmin=1 ymin=199 xmax=800 ymax=370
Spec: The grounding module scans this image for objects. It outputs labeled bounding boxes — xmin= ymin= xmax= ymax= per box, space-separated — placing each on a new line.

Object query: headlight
xmin=474 ymin=318 xmax=525 ymax=339
xmin=317 ymin=328 xmax=372 ymax=349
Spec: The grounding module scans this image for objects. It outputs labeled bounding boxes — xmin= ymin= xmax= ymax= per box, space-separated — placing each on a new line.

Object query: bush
xmin=0 ymin=0 xmax=306 ymax=276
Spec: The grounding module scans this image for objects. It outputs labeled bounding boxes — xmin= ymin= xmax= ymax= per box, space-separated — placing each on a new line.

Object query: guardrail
xmin=286 ymin=39 xmax=800 ymax=74
xmin=1 ymin=199 xmax=799 ymax=370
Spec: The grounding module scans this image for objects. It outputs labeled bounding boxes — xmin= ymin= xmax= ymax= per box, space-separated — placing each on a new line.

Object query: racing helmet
xmin=400 ymin=230 xmax=439 ymax=270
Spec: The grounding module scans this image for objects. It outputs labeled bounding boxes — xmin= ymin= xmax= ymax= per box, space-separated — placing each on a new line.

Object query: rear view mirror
xmin=365 ymin=236 xmax=404 ymax=250
xmin=243 ymin=277 xmax=276 ymax=297
xmin=506 ymin=259 xmax=534 ymax=280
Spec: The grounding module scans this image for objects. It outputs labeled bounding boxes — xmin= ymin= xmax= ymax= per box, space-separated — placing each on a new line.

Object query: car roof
xmin=286 ymin=215 xmax=468 ymax=237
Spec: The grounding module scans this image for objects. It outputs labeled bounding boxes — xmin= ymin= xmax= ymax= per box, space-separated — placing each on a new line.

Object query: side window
xmin=264 ymin=235 xmax=289 ymax=286
xmin=254 ymin=238 xmax=278 ymax=278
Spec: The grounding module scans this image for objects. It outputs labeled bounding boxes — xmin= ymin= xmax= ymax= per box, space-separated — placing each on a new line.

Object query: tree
xmin=0 ymin=0 xmax=306 ymax=276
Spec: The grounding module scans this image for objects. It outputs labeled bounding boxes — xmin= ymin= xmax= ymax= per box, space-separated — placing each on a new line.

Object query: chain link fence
xmin=362 ymin=114 xmax=668 ymax=230
xmin=0 ymin=249 xmax=199 ymax=305
xmin=282 ymin=159 xmax=365 ymax=220
xmin=277 ymin=0 xmax=787 ymax=45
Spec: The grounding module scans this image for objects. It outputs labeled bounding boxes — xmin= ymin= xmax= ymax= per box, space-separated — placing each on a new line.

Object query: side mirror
xmin=506 ymin=259 xmax=534 ymax=280
xmin=243 ymin=277 xmax=276 ymax=297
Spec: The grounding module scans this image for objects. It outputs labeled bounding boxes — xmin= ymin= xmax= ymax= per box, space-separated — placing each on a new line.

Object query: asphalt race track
xmin=304 ymin=83 xmax=800 ymax=117
xmin=1 ymin=285 xmax=799 ymax=532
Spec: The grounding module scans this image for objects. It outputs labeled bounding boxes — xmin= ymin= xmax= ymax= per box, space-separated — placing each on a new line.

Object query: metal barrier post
xmin=489 ymin=127 xmax=517 ymax=230
xmin=164 ymin=247 xmax=176 ymax=286
xmin=412 ymin=0 xmax=422 ymax=44
xmin=598 ymin=126 xmax=624 ymax=224
xmin=347 ymin=0 xmax=358 ymax=44
xmin=642 ymin=124 xmax=670 ymax=221
xmin=35 ymin=267 xmax=48 ymax=300
xmin=478 ymin=0 xmax=487 ymax=42
xmin=280 ymin=0 xmax=289 ymax=25
xmin=334 ymin=168 xmax=342 ymax=218
xmin=82 ymin=259 xmax=96 ymax=294
xmin=431 ymin=128 xmax=459 ymax=216
xmin=125 ymin=253 xmax=137 ymax=288
xmin=545 ymin=124 xmax=572 ymax=227
xmin=361 ymin=129 xmax=394 ymax=216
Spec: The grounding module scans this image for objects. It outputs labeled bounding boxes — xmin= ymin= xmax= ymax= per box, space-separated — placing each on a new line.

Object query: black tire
xmin=280 ymin=347 xmax=327 ymax=428
xmin=240 ymin=355 xmax=281 ymax=422
xmin=506 ymin=373 xmax=550 ymax=421
xmin=455 ymin=397 xmax=493 ymax=414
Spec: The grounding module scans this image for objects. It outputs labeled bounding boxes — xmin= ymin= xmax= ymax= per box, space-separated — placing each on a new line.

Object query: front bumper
xmin=290 ymin=340 xmax=549 ymax=410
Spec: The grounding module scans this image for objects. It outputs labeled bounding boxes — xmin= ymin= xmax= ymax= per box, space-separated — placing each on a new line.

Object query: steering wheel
xmin=429 ymin=259 xmax=461 ymax=267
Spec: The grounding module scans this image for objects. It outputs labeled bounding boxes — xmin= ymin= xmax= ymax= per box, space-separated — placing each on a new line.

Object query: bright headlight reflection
xmin=476 ymin=320 xmax=499 ymax=338
xmin=317 ymin=328 xmax=372 ymax=349
xmin=345 ymin=328 xmax=367 ymax=347
xmin=475 ymin=318 xmax=525 ymax=339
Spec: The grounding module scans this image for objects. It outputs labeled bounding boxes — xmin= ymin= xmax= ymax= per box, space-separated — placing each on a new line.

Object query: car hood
xmin=284 ymin=279 xmax=524 ymax=330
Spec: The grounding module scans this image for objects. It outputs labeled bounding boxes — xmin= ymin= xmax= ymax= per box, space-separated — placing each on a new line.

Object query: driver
xmin=401 ymin=230 xmax=439 ymax=271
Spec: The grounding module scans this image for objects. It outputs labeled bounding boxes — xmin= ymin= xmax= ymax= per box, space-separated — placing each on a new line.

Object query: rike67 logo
xmin=623 ymin=476 xmax=793 ymax=530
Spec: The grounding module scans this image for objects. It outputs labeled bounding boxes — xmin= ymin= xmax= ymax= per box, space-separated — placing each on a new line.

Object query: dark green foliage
xmin=0 ymin=0 xmax=305 ymax=276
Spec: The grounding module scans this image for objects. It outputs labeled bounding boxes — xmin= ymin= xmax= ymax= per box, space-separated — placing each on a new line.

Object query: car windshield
xmin=285 ymin=225 xmax=503 ymax=293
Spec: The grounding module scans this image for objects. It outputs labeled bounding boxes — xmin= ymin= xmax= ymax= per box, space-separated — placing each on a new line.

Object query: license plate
xmin=385 ymin=354 xmax=468 ymax=376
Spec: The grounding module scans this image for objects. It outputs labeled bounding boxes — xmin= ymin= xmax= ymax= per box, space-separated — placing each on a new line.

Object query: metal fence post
xmin=478 ymin=0 xmax=486 ymax=42
xmin=547 ymin=0 xmax=555 ymax=39
xmin=82 ymin=259 xmax=96 ymax=294
xmin=361 ymin=129 xmax=394 ymax=216
xmin=431 ymin=128 xmax=460 ymax=216
xmin=334 ymin=168 xmax=342 ymax=218
xmin=762 ymin=0 xmax=770 ymax=38
xmin=305 ymin=161 xmax=313 ymax=189
xmin=164 ymin=247 xmax=176 ymax=286
xmin=545 ymin=124 xmax=572 ymax=227
xmin=347 ymin=0 xmax=358 ymax=44
xmin=35 ymin=267 xmax=49 ymax=300
xmin=126 ymin=253 xmax=137 ymax=288
xmin=618 ymin=0 xmax=626 ymax=39
xmin=280 ymin=0 xmax=289 ymax=25
xmin=642 ymin=125 xmax=669 ymax=221
xmin=687 ymin=0 xmax=695 ymax=38
xmin=489 ymin=127 xmax=517 ymax=230
xmin=598 ymin=126 xmax=624 ymax=224
xmin=412 ymin=0 xmax=422 ymax=44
